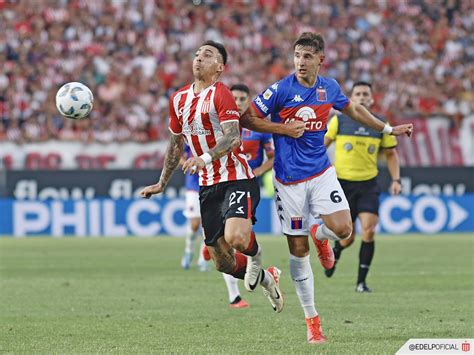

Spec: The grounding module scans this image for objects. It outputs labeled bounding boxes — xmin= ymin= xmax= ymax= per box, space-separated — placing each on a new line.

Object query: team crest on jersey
xmin=316 ymin=87 xmax=327 ymax=102
xmin=201 ymin=99 xmax=211 ymax=114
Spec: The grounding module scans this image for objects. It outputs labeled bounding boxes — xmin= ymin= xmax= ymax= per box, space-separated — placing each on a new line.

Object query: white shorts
xmin=183 ymin=190 xmax=200 ymax=219
xmin=273 ymin=166 xmax=350 ymax=235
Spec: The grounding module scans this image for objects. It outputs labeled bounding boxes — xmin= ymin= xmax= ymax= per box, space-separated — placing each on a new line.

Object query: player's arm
xmin=140 ymin=133 xmax=184 ymax=198
xmin=341 ymin=102 xmax=413 ymax=137
xmin=253 ymin=150 xmax=274 ymax=177
xmin=240 ymin=105 xmax=305 ymax=138
xmin=182 ymin=121 xmax=241 ymax=174
xmin=384 ymin=147 xmax=402 ymax=195
xmin=324 ymin=115 xmax=338 ymax=148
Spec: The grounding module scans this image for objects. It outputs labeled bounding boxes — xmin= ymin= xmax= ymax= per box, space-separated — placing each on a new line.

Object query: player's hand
xmin=391 ymin=123 xmax=413 ymax=137
xmin=390 ymin=180 xmax=402 ymax=195
xmin=182 ymin=157 xmax=205 ymax=175
xmin=284 ymin=121 xmax=306 ymax=138
xmin=140 ymin=182 xmax=165 ymax=199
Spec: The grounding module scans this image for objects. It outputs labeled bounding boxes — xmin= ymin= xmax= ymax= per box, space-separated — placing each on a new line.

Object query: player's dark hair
xmin=351 ymin=81 xmax=372 ymax=94
xmin=202 ymin=40 xmax=227 ymax=65
xmin=230 ymin=84 xmax=250 ymax=95
xmin=293 ymin=32 xmax=325 ymax=53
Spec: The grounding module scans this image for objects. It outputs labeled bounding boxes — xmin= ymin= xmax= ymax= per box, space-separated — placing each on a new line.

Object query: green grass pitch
xmin=1 ymin=234 xmax=472 ymax=354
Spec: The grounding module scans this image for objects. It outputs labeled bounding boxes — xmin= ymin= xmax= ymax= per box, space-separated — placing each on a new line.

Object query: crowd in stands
xmin=0 ymin=0 xmax=472 ymax=143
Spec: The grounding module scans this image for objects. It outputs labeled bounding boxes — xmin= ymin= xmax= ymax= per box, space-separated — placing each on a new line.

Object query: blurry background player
xmin=324 ymin=81 xmax=401 ymax=292
xmin=181 ymin=144 xmax=208 ymax=271
xmin=231 ymin=84 xmax=275 ymax=179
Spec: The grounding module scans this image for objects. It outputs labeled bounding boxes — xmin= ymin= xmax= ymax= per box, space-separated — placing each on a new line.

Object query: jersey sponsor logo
xmin=182 ymin=120 xmax=211 ymax=136
xmin=316 ymin=87 xmax=327 ymax=102
xmin=291 ymin=94 xmax=303 ymax=102
xmin=225 ymin=109 xmax=239 ymax=116
xmin=263 ymin=89 xmax=273 ymax=100
xmin=355 ymin=127 xmax=370 ymax=136
xmin=201 ymin=99 xmax=210 ymax=114
xmin=283 ymin=106 xmax=324 ymax=131
xmin=255 ymin=97 xmax=269 ymax=114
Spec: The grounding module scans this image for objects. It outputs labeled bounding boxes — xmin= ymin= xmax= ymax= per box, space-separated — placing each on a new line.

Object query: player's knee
xmin=225 ymin=229 xmax=249 ymax=250
xmin=334 ymin=222 xmax=352 ymax=240
xmin=362 ymin=226 xmax=376 ymax=241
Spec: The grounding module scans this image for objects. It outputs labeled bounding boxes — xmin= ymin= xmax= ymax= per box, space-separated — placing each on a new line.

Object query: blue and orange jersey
xmin=252 ymin=74 xmax=350 ymax=185
xmin=241 ymin=128 xmax=274 ymax=170
xmin=184 ymin=145 xmax=199 ymax=191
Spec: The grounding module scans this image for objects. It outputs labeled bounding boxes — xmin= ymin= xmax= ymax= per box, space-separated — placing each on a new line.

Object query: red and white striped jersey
xmin=169 ymin=81 xmax=254 ymax=186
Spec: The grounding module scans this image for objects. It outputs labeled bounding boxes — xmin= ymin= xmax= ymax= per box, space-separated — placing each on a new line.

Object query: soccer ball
xmin=55 ymin=82 xmax=94 ymax=119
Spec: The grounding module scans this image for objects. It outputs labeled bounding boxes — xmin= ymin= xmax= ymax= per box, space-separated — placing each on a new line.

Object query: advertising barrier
xmin=1 ymin=194 xmax=472 ymax=237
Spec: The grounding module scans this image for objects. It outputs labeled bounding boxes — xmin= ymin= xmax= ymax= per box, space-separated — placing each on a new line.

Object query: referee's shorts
xmin=338 ymin=177 xmax=380 ymax=222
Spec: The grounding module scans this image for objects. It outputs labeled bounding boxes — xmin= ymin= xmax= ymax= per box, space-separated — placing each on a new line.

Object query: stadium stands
xmin=0 ymin=0 xmax=472 ymax=143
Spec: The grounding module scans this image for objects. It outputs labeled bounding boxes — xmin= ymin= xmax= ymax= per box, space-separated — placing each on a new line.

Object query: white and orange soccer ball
xmin=55 ymin=82 xmax=94 ymax=119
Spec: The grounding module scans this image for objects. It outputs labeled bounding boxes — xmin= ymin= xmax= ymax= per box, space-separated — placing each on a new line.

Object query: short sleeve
xmin=325 ymin=115 xmax=339 ymax=140
xmin=331 ymin=79 xmax=350 ymax=111
xmin=381 ymin=132 xmax=397 ymax=149
xmin=168 ymin=93 xmax=182 ymax=135
xmin=214 ymin=83 xmax=240 ymax=123
xmin=251 ymin=81 xmax=280 ymax=118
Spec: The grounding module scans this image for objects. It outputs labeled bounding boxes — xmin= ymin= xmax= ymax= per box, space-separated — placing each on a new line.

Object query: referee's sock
xmin=357 ymin=241 xmax=375 ymax=284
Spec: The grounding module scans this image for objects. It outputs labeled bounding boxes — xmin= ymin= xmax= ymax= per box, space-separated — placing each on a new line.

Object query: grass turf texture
xmin=1 ymin=234 xmax=472 ymax=354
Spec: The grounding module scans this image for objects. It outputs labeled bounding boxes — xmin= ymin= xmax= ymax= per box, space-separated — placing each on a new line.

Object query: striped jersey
xmin=252 ymin=74 xmax=350 ymax=185
xmin=169 ymin=81 xmax=254 ymax=186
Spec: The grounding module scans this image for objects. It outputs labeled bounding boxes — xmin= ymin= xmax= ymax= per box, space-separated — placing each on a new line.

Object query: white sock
xmin=197 ymin=240 xmax=206 ymax=264
xmin=184 ymin=225 xmax=197 ymax=254
xmin=223 ymin=273 xmax=240 ymax=303
xmin=316 ymin=224 xmax=341 ymax=241
xmin=290 ymin=254 xmax=318 ymax=318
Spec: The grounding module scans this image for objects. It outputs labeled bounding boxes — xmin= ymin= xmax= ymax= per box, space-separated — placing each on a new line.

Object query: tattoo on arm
xmin=208 ymin=121 xmax=241 ymax=161
xmin=158 ymin=134 xmax=184 ymax=186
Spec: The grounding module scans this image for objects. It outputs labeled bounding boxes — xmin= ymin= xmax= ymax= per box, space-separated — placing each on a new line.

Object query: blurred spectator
xmin=0 ymin=0 xmax=472 ymax=143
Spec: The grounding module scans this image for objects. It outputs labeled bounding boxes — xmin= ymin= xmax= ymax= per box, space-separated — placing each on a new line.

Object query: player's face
xmin=192 ymin=45 xmax=224 ymax=81
xmin=294 ymin=45 xmax=325 ymax=85
xmin=232 ymin=90 xmax=250 ymax=115
xmin=350 ymin=85 xmax=374 ymax=108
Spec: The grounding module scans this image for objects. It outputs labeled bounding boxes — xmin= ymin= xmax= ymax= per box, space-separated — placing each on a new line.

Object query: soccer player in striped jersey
xmin=241 ymin=32 xmax=413 ymax=343
xmin=140 ymin=41 xmax=302 ymax=313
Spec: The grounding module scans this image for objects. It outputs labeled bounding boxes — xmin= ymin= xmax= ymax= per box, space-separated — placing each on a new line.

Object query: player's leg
xmin=222 ymin=272 xmax=249 ymax=308
xmin=274 ymin=178 xmax=325 ymax=343
xmin=223 ymin=179 xmax=284 ymax=312
xmin=325 ymin=222 xmax=356 ymax=277
xmin=181 ymin=190 xmax=201 ymax=269
xmin=356 ymin=212 xmax=378 ymax=292
xmin=308 ymin=168 xmax=352 ymax=270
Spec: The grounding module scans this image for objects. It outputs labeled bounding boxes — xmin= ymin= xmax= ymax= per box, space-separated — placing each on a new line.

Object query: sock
xmin=184 ymin=225 xmax=197 ymax=254
xmin=223 ymin=273 xmax=240 ymax=303
xmin=289 ymin=254 xmax=318 ymax=318
xmin=242 ymin=231 xmax=259 ymax=257
xmin=333 ymin=240 xmax=344 ymax=262
xmin=260 ymin=269 xmax=271 ymax=288
xmin=197 ymin=240 xmax=206 ymax=264
xmin=315 ymin=224 xmax=342 ymax=241
xmin=357 ymin=241 xmax=375 ymax=284
xmin=229 ymin=252 xmax=247 ymax=280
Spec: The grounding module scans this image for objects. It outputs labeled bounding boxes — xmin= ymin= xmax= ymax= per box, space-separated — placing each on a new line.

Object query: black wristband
xmin=392 ymin=179 xmax=401 ymax=184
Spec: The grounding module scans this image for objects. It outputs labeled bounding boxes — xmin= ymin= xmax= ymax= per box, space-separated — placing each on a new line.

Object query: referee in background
xmin=324 ymin=81 xmax=401 ymax=293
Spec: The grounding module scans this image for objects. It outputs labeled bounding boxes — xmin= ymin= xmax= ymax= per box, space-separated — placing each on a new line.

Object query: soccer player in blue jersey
xmin=241 ymin=32 xmax=413 ymax=344
xmin=231 ymin=84 xmax=274 ymax=178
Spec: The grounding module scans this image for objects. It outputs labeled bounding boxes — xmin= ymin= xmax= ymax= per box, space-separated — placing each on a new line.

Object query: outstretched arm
xmin=182 ymin=121 xmax=241 ymax=174
xmin=341 ymin=102 xmax=413 ymax=137
xmin=240 ymin=105 xmax=305 ymax=138
xmin=140 ymin=133 xmax=184 ymax=198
